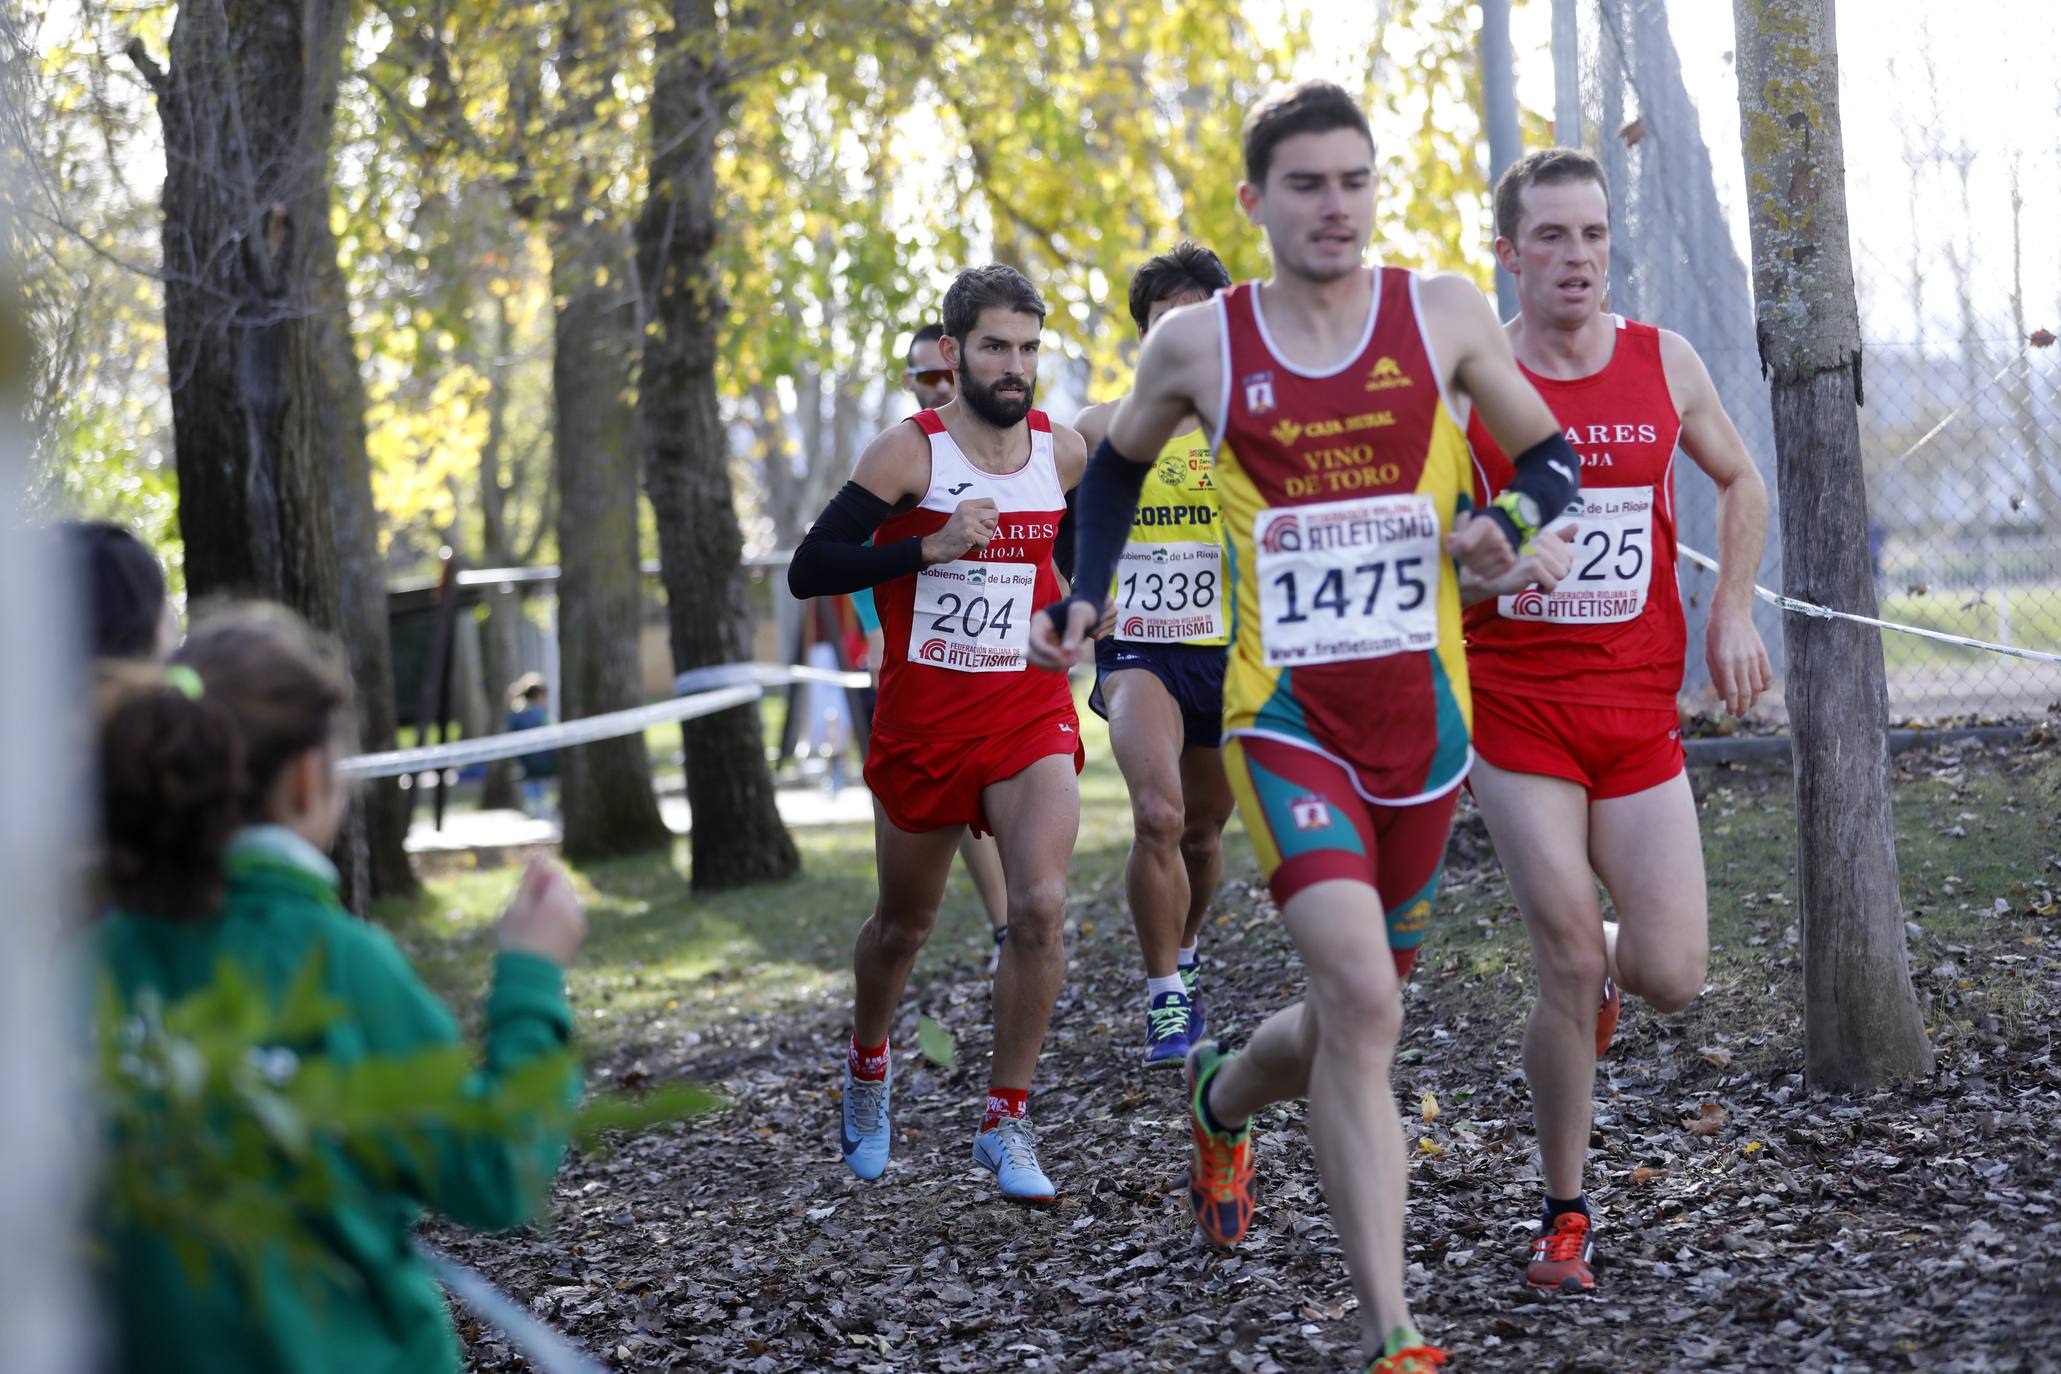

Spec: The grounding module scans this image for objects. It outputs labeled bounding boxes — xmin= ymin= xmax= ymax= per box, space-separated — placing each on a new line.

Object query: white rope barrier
xmin=671 ymin=661 xmax=870 ymax=696
xmin=337 ymin=659 xmax=1091 ymax=782
xmin=422 ymin=1246 xmax=608 ymax=1374
xmin=339 ymin=662 xmax=876 ymax=781
xmin=1676 ymin=544 xmax=2061 ymax=667
xmin=337 ymin=685 xmax=766 ymax=780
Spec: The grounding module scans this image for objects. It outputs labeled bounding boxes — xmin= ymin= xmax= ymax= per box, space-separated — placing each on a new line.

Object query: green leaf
xmin=916 ymin=1014 xmax=956 ymax=1070
xmin=571 ymin=1083 xmax=721 ymax=1152
xmin=240 ymin=1086 xmax=311 ymax=1159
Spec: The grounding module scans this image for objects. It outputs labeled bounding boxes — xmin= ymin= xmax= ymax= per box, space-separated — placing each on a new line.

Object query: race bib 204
xmin=1113 ymin=540 xmax=1225 ymax=643
xmin=1253 ymin=494 xmax=1442 ymax=668
xmin=1498 ymin=485 xmax=1653 ymax=625
xmin=908 ymin=559 xmax=1035 ymax=673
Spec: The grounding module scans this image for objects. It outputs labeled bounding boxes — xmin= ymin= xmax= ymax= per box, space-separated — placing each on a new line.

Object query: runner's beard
xmin=962 ymin=372 xmax=1035 ymax=428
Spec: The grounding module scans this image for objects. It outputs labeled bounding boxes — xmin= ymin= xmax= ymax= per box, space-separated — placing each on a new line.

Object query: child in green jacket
xmin=93 ymin=602 xmax=589 ymax=1373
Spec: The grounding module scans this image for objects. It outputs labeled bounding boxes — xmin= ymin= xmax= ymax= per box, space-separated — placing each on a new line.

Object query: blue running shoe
xmin=1144 ymin=989 xmax=1197 ymax=1069
xmin=1181 ymin=961 xmax=1207 ymax=1044
xmin=840 ymin=1061 xmax=891 ymax=1181
xmin=971 ymin=1117 xmax=1056 ymax=1204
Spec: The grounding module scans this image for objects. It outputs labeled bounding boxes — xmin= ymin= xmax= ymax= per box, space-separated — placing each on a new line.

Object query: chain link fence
xmin=1565 ymin=0 xmax=2061 ymax=725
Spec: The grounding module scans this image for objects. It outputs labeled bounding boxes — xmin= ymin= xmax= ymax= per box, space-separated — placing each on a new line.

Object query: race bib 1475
xmin=1253 ymin=494 xmax=1442 ymax=668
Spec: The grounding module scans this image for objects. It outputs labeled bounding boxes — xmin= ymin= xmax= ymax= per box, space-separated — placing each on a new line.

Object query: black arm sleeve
xmin=1047 ymin=437 xmax=1149 ymax=630
xmin=786 ymin=482 xmax=926 ymax=599
xmin=1483 ymin=429 xmax=1582 ymax=551
xmin=1053 ymin=488 xmax=1078 ymax=584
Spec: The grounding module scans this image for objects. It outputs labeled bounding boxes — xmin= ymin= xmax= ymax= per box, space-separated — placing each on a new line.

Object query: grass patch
xmin=1878 ymin=585 xmax=2061 ymax=669
xmin=387 ymin=680 xmax=1162 ymax=1044
xmin=392 ymin=691 xmax=2055 ymax=1055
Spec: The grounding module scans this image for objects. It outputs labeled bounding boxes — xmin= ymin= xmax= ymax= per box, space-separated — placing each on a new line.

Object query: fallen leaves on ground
xmin=433 ymin=747 xmax=2061 ymax=1373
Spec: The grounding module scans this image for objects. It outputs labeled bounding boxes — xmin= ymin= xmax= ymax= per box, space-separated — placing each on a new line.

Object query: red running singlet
xmin=870 ymin=409 xmax=1075 ymax=739
xmin=1464 ymin=315 xmax=1687 ymax=709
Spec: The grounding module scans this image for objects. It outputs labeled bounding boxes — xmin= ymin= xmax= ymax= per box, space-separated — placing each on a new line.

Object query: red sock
xmin=980 ymin=1086 xmax=1028 ymax=1132
xmin=849 ymin=1034 xmax=889 ymax=1082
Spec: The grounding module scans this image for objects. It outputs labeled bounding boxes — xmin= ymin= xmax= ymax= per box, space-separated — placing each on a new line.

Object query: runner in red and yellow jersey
xmin=1033 ymin=83 xmax=1582 ymax=1374
xmin=1460 ymin=149 xmax=1772 ymax=1293
xmin=790 ymin=265 xmax=1087 ymax=1205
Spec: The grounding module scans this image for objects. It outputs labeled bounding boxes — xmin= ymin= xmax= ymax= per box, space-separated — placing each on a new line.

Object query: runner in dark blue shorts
xmin=1070 ymin=243 xmax=1239 ymax=1069
xmin=1091 ymin=638 xmax=1227 ymax=750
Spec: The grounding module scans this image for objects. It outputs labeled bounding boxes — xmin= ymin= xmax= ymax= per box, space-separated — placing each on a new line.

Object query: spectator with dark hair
xmin=93 ymin=601 xmax=587 ymax=1374
xmin=60 ymin=521 xmax=176 ymax=661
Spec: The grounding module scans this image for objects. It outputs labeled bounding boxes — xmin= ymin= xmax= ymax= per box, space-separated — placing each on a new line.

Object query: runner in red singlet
xmin=1034 ymin=84 xmax=1583 ymax=1374
xmin=1460 ymin=149 xmax=1773 ymax=1292
xmin=788 ymin=266 xmax=1087 ymax=1204
xmin=897 ymin=323 xmax=1011 ymax=971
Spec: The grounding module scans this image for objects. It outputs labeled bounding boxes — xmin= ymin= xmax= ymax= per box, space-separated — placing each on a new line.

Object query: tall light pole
xmin=1479 ymin=0 xmax=1522 ymax=319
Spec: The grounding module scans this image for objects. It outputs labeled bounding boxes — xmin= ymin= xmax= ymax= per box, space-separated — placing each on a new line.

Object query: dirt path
xmin=435 ymin=771 xmax=2061 ymax=1374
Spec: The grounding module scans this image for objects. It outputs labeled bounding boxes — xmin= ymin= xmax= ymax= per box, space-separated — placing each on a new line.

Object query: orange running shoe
xmin=1364 ymin=1344 xmax=1450 ymax=1373
xmin=1526 ymin=1209 xmax=1597 ymax=1292
xmin=1595 ymin=977 xmax=1621 ymax=1059
xmin=1185 ymin=1040 xmax=1255 ymax=1247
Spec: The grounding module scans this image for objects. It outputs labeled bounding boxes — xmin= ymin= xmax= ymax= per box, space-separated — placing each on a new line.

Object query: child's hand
xmin=497 ymin=858 xmax=588 ymax=967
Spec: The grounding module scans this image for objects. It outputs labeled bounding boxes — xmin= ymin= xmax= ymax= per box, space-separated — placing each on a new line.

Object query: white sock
xmin=1177 ymin=944 xmax=1199 ymax=968
xmin=1147 ymin=973 xmax=1187 ymax=1001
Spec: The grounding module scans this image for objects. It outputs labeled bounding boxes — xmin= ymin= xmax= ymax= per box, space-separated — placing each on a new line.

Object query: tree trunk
xmin=640 ymin=0 xmax=800 ymax=890
xmin=479 ymin=587 xmax=525 ymax=809
xmin=135 ymin=0 xmax=415 ymax=909
xmin=141 ymin=1 xmax=340 ymax=611
xmin=477 ymin=291 xmax=523 ymax=811
xmin=1732 ymin=0 xmax=1932 ymax=1090
xmin=1476 ymin=0 xmax=1519 ymax=320
xmin=1550 ymin=0 xmax=1581 ymax=147
xmin=449 ymin=603 xmax=492 ymax=741
xmin=550 ymin=218 xmax=673 ymax=862
xmin=310 ymin=219 xmax=418 ymax=905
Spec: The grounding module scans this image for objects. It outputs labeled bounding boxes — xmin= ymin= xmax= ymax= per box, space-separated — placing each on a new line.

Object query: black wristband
xmin=1493 ymin=430 xmax=1582 ymax=551
xmin=1053 ymin=488 xmax=1078 ymax=583
xmin=1043 ymin=594 xmax=1094 ymax=637
xmin=1068 ymin=435 xmax=1151 ymax=614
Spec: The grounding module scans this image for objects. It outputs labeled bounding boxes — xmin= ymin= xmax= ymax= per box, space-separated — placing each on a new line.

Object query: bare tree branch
xmin=122 ymin=37 xmax=168 ymax=100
